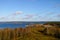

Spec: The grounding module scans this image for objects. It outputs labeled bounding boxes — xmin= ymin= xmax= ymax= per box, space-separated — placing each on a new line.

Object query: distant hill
xmin=44 ymin=22 xmax=60 ymax=27
xmin=44 ymin=22 xmax=60 ymax=24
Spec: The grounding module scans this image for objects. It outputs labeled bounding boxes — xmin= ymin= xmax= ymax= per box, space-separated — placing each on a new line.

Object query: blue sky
xmin=0 ymin=0 xmax=60 ymax=21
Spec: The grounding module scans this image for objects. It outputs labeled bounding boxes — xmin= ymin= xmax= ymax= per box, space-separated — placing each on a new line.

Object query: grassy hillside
xmin=0 ymin=23 xmax=60 ymax=40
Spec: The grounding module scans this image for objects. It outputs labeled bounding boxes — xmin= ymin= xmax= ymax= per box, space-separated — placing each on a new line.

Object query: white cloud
xmin=0 ymin=11 xmax=60 ymax=21
xmin=12 ymin=11 xmax=23 ymax=16
xmin=15 ymin=11 xmax=23 ymax=14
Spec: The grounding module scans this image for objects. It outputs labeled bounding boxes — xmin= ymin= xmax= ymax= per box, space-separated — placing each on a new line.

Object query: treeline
xmin=0 ymin=24 xmax=60 ymax=40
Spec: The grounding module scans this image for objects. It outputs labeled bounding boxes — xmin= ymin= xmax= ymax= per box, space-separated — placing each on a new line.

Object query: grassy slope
xmin=17 ymin=24 xmax=60 ymax=40
xmin=0 ymin=22 xmax=60 ymax=40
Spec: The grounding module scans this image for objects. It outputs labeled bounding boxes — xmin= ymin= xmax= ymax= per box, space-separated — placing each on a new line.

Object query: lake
xmin=0 ymin=21 xmax=45 ymax=28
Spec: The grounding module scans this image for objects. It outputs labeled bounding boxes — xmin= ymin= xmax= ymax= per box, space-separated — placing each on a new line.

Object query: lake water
xmin=0 ymin=21 xmax=45 ymax=28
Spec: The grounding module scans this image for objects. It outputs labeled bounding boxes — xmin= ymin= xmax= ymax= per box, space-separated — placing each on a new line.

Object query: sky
xmin=0 ymin=0 xmax=60 ymax=21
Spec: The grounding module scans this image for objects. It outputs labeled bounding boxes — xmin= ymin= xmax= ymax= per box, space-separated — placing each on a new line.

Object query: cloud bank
xmin=0 ymin=11 xmax=60 ymax=21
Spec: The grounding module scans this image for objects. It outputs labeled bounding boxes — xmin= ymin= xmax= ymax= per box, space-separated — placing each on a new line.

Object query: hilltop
xmin=0 ymin=22 xmax=60 ymax=40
